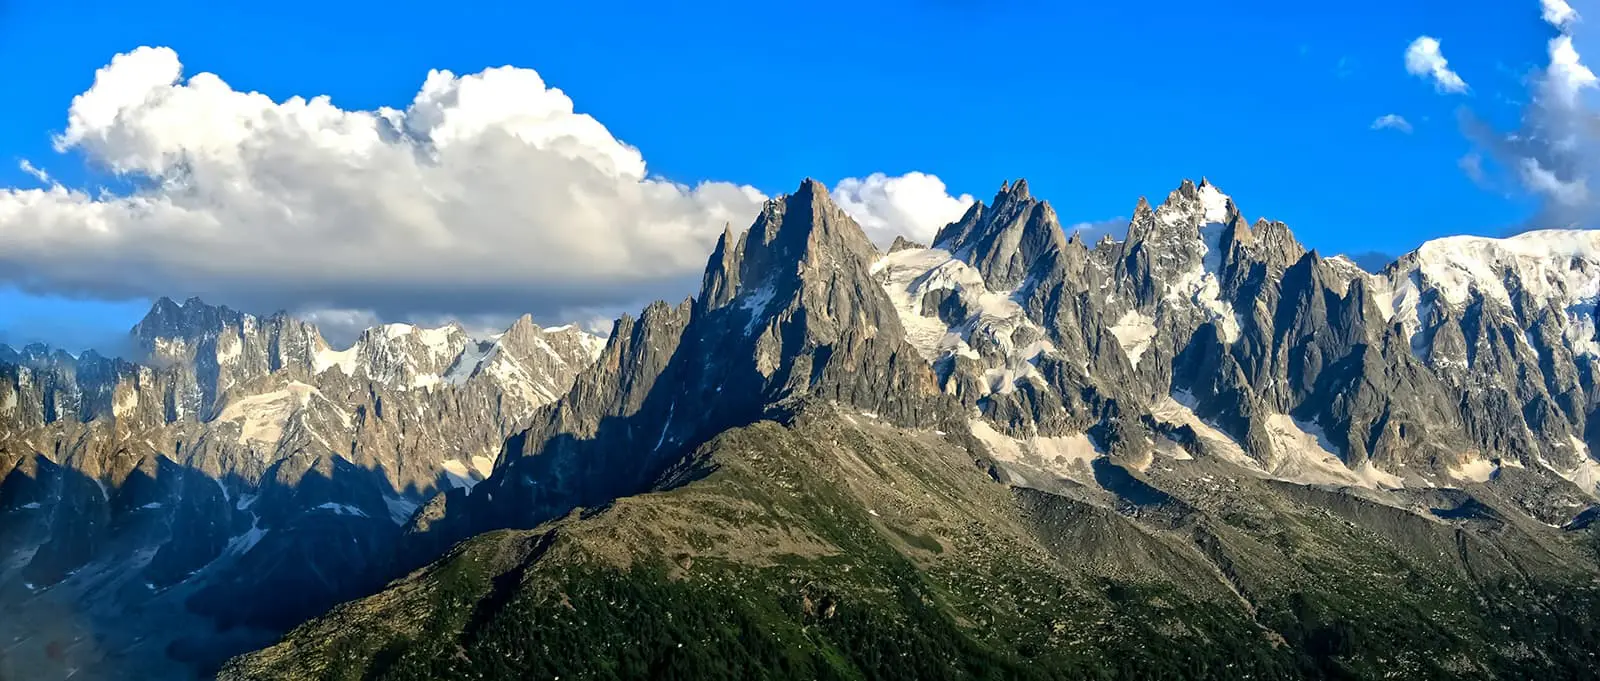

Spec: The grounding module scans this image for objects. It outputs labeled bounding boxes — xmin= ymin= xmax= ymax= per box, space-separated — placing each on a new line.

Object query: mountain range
xmin=5 ymin=178 xmax=1600 ymax=680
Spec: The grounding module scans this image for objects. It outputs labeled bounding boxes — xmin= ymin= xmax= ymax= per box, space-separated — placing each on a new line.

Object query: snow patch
xmin=313 ymin=345 xmax=358 ymax=376
xmin=214 ymin=381 xmax=333 ymax=446
xmin=872 ymin=247 xmax=964 ymax=359
xmin=216 ymin=334 xmax=243 ymax=365
xmin=1149 ymin=395 xmax=1257 ymax=469
xmin=969 ymin=419 xmax=1103 ymax=487
xmin=445 ymin=340 xmax=493 ymax=385
xmin=1550 ymin=436 xmax=1600 ymax=497
xmin=740 ymin=284 xmax=779 ymax=334
xmin=1109 ymin=310 xmax=1158 ymax=368
xmin=469 ymin=455 xmax=495 ymax=478
xmin=1448 ymin=457 xmax=1498 ymax=483
xmin=871 ymin=246 xmax=1055 ymax=397
xmin=313 ymin=502 xmax=369 ymax=517
xmin=417 ymin=325 xmax=460 ymax=358
xmin=1263 ymin=414 xmax=1402 ymax=490
xmin=440 ymin=459 xmax=484 ymax=490
xmin=383 ymin=496 xmax=420 ymax=525
xmin=224 ymin=516 xmax=267 ymax=556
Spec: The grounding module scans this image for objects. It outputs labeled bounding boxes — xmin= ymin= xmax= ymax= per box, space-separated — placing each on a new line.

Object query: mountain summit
xmin=7 ymin=178 xmax=1600 ymax=681
xmin=228 ymin=178 xmax=1600 ymax=680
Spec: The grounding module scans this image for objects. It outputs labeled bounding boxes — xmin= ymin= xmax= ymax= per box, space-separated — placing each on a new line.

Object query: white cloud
xmin=1520 ymin=157 xmax=1589 ymax=209
xmin=1543 ymin=0 xmax=1578 ymax=28
xmin=831 ymin=172 xmax=975 ymax=247
xmin=1459 ymin=1 xmax=1600 ymax=229
xmin=1405 ymin=36 xmax=1470 ymax=93
xmin=1370 ymin=114 xmax=1414 ymax=133
xmin=17 ymin=160 xmax=50 ymax=184
xmin=1544 ymin=34 xmax=1598 ymax=106
xmin=0 ymin=47 xmax=966 ymax=328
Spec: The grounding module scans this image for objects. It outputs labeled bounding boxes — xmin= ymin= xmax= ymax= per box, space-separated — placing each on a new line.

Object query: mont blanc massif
xmin=4 ymin=178 xmax=1600 ymax=680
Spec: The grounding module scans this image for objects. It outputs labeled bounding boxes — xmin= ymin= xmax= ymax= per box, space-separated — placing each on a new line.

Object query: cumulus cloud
xmin=1405 ymin=36 xmax=1471 ymax=93
xmin=1544 ymin=0 xmax=1579 ymax=27
xmin=1370 ymin=114 xmax=1414 ymax=133
xmin=1459 ymin=1 xmax=1600 ymax=230
xmin=0 ymin=47 xmax=969 ymax=330
xmin=831 ymin=172 xmax=975 ymax=247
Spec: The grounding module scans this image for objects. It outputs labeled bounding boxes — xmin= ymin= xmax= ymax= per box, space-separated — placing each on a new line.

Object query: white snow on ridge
xmin=313 ymin=344 xmax=358 ymax=376
xmin=872 ymin=247 xmax=1053 ymax=395
xmin=872 ymin=247 xmax=966 ymax=359
xmin=379 ymin=323 xmax=417 ymax=340
xmin=1155 ymin=182 xmax=1242 ymax=343
xmin=445 ymin=340 xmax=493 ymax=385
xmin=1403 ymin=230 xmax=1600 ymax=309
xmin=1380 ymin=229 xmax=1600 ymax=358
xmin=1197 ymin=182 xmax=1230 ymax=225
xmin=417 ymin=324 xmax=462 ymax=359
xmin=307 ymin=318 xmax=602 ymax=394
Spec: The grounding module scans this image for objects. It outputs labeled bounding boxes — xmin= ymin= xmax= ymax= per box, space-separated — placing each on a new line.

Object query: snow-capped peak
xmin=1397 ymin=229 xmax=1600 ymax=309
xmin=1375 ymin=229 xmax=1600 ymax=360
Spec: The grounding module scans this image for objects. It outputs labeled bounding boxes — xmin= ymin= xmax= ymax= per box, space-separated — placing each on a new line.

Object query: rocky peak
xmin=996 ymin=177 xmax=1031 ymax=203
xmin=133 ymin=296 xmax=248 ymax=348
xmin=888 ymin=235 xmax=925 ymax=253
xmin=931 ymin=178 xmax=1068 ymax=291
xmin=738 ymin=178 xmax=880 ymax=287
xmin=698 ymin=223 xmax=742 ymax=313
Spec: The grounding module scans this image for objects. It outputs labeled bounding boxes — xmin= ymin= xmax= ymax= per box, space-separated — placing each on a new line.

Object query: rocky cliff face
xmin=0 ymin=301 xmax=601 ymax=680
xmin=223 ymin=178 xmax=1600 ymax=681
xmin=414 ymin=179 xmax=960 ymax=546
xmin=10 ymin=176 xmax=1600 ymax=681
xmin=387 ymin=176 xmax=1600 ymax=566
xmin=866 ymin=178 xmax=1600 ymax=521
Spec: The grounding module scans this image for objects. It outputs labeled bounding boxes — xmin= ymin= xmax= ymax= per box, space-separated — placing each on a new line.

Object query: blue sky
xmin=0 ymin=0 xmax=1582 ymax=352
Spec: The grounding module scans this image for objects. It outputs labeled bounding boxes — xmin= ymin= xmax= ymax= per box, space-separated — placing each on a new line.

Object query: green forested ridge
xmin=223 ymin=414 xmax=1600 ymax=681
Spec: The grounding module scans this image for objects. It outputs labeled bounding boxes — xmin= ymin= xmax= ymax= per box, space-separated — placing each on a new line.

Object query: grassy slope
xmin=222 ymin=412 xmax=1600 ymax=681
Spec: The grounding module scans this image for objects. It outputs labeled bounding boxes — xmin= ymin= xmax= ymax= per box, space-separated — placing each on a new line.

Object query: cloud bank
xmin=0 ymin=47 xmax=973 ymax=328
